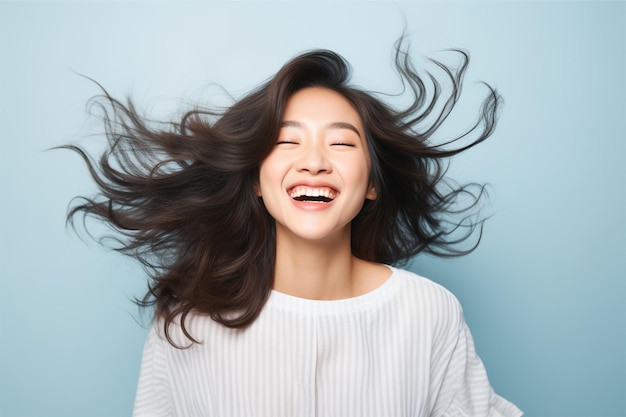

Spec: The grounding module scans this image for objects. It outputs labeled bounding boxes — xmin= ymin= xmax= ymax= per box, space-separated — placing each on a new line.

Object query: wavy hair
xmin=62 ymin=39 xmax=501 ymax=343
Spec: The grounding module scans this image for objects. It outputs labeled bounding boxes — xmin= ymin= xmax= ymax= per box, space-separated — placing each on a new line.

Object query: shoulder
xmin=391 ymin=267 xmax=460 ymax=304
xmin=388 ymin=266 xmax=464 ymax=327
xmin=147 ymin=310 xmax=230 ymax=350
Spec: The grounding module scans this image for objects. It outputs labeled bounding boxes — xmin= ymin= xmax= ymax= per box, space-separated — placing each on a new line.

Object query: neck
xmin=272 ymin=227 xmax=358 ymax=300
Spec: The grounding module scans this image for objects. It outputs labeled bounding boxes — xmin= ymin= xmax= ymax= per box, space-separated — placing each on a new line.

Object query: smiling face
xmin=258 ymin=87 xmax=376 ymax=244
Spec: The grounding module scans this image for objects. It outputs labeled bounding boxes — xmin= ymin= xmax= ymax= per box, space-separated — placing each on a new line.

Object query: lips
xmin=288 ymin=185 xmax=338 ymax=203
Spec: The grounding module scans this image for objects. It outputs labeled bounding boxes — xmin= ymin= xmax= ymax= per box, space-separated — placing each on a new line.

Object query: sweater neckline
xmin=267 ymin=265 xmax=400 ymax=314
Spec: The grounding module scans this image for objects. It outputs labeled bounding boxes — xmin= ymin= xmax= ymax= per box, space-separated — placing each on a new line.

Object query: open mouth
xmin=288 ymin=186 xmax=338 ymax=203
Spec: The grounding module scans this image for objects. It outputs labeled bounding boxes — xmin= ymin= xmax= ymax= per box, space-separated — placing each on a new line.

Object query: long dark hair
xmin=62 ymin=39 xmax=501 ymax=343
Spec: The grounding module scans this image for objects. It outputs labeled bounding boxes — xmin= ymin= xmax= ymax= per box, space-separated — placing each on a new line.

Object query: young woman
xmin=66 ymin=41 xmax=522 ymax=416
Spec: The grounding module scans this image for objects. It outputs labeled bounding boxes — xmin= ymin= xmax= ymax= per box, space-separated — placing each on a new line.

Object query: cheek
xmin=339 ymin=156 xmax=371 ymax=187
xmin=258 ymin=156 xmax=282 ymax=197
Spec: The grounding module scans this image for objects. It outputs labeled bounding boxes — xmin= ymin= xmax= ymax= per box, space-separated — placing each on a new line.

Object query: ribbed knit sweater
xmin=133 ymin=266 xmax=522 ymax=417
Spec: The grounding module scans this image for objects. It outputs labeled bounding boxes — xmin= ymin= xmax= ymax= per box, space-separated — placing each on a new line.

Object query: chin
xmin=279 ymin=225 xmax=350 ymax=244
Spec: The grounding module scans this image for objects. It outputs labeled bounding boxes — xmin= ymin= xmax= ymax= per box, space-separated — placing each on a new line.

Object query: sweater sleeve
xmin=132 ymin=323 xmax=173 ymax=417
xmin=429 ymin=294 xmax=523 ymax=417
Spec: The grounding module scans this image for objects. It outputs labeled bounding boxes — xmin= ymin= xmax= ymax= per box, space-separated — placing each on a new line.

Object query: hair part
xmin=60 ymin=38 xmax=501 ymax=345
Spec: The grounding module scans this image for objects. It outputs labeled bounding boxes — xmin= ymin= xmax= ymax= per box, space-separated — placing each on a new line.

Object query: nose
xmin=295 ymin=142 xmax=331 ymax=174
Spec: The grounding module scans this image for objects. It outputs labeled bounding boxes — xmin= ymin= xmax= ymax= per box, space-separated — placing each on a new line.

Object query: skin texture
xmin=258 ymin=87 xmax=389 ymax=300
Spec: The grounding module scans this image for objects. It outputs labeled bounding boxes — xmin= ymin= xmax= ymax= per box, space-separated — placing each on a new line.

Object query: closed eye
xmin=276 ymin=140 xmax=299 ymax=145
xmin=331 ymin=142 xmax=356 ymax=147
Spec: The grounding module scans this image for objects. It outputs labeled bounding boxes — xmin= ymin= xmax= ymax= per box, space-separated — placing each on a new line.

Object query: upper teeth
xmin=289 ymin=186 xmax=337 ymax=199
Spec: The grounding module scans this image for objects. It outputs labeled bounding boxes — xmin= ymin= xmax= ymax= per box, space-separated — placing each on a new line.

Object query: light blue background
xmin=1 ymin=2 xmax=624 ymax=416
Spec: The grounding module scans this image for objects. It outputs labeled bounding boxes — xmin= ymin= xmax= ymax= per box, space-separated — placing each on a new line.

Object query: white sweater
xmin=133 ymin=267 xmax=522 ymax=417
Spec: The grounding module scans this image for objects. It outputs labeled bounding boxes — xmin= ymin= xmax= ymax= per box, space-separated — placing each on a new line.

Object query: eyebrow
xmin=280 ymin=120 xmax=362 ymax=138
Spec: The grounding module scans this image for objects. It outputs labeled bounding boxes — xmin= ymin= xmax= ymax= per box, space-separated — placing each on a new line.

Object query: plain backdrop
xmin=1 ymin=2 xmax=624 ymax=417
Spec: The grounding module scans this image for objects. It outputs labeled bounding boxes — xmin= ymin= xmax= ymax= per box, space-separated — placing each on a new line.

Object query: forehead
xmin=282 ymin=87 xmax=363 ymax=128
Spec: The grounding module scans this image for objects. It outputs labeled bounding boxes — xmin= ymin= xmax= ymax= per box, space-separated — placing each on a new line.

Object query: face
xmin=258 ymin=87 xmax=376 ymax=243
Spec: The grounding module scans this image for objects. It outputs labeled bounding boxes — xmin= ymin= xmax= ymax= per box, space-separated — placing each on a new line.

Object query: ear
xmin=365 ymin=184 xmax=377 ymax=200
xmin=255 ymin=183 xmax=262 ymax=197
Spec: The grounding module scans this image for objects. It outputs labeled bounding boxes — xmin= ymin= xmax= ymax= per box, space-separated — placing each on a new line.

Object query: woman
xmin=65 ymin=40 xmax=522 ymax=416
